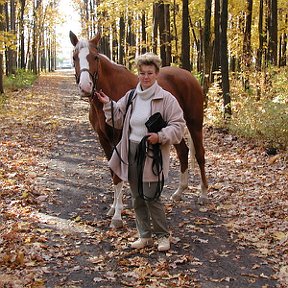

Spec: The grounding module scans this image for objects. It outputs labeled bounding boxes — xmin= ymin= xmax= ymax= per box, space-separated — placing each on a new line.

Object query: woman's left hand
xmin=147 ymin=133 xmax=159 ymax=144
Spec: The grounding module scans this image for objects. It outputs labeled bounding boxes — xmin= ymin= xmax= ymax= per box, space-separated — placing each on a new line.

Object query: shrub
xmin=206 ymin=67 xmax=288 ymax=148
xmin=228 ymin=98 xmax=288 ymax=148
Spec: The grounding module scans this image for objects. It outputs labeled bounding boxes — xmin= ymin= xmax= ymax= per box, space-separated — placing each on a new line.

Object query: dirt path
xmin=35 ymin=70 xmax=284 ymax=288
xmin=1 ymin=70 xmax=285 ymax=287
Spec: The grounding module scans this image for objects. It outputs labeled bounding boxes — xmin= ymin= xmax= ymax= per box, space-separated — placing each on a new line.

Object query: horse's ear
xmin=90 ymin=33 xmax=101 ymax=47
xmin=69 ymin=31 xmax=78 ymax=46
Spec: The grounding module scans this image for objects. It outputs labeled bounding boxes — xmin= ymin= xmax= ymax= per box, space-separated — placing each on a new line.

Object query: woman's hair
xmin=135 ymin=52 xmax=162 ymax=72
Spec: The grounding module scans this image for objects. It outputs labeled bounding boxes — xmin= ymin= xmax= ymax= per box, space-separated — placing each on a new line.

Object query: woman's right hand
xmin=94 ymin=90 xmax=110 ymax=104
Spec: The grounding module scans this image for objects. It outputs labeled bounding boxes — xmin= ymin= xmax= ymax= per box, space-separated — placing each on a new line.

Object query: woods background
xmin=0 ymin=0 xmax=287 ymax=147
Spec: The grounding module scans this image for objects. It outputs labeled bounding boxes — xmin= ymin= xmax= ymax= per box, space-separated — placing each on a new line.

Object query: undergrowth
xmin=0 ymin=69 xmax=38 ymax=110
xmin=4 ymin=69 xmax=38 ymax=91
xmin=206 ymin=67 xmax=288 ymax=149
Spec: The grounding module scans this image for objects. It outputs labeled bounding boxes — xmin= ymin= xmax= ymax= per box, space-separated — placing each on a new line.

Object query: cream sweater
xmin=129 ymin=82 xmax=157 ymax=142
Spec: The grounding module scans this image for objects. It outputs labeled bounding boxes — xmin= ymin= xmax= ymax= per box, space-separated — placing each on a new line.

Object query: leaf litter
xmin=0 ymin=71 xmax=287 ymax=287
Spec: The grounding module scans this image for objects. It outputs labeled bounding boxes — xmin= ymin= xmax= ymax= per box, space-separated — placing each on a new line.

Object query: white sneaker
xmin=131 ymin=238 xmax=153 ymax=249
xmin=157 ymin=237 xmax=170 ymax=252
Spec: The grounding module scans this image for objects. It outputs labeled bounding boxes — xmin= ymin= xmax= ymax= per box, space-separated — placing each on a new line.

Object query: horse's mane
xmin=99 ymin=53 xmax=128 ymax=70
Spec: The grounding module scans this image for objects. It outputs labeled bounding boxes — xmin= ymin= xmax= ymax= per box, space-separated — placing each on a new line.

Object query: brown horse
xmin=69 ymin=31 xmax=208 ymax=228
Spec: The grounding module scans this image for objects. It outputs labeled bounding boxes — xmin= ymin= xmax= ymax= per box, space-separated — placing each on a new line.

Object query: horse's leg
xmin=187 ymin=125 xmax=209 ymax=204
xmin=93 ymin=127 xmax=124 ymax=227
xmin=171 ymin=139 xmax=189 ymax=201
xmin=108 ymin=173 xmax=124 ymax=228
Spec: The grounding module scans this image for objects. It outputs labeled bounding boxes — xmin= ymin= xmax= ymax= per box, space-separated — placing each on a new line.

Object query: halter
xmin=74 ymin=56 xmax=100 ymax=96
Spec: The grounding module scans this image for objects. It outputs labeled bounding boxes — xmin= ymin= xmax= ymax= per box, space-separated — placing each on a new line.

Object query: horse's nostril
xmin=79 ymin=82 xmax=93 ymax=94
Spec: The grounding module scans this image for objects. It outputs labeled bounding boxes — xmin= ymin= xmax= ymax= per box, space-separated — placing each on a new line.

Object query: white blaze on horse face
xmin=78 ymin=47 xmax=93 ymax=95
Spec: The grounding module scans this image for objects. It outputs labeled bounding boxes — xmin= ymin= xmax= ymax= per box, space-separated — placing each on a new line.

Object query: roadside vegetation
xmin=3 ymin=69 xmax=38 ymax=91
xmin=0 ymin=69 xmax=38 ymax=109
xmin=206 ymin=66 xmax=288 ymax=150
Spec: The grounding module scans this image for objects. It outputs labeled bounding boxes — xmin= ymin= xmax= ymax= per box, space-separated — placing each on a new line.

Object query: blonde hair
xmin=135 ymin=52 xmax=162 ymax=72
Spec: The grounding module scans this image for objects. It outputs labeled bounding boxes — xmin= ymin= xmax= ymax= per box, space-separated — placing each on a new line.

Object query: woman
xmin=95 ymin=53 xmax=185 ymax=251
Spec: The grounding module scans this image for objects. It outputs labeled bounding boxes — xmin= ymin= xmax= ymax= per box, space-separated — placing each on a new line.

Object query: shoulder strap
xmin=110 ymin=88 xmax=135 ymax=165
xmin=125 ymin=89 xmax=135 ymax=114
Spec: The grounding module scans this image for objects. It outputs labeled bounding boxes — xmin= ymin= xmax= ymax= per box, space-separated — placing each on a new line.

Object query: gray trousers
xmin=128 ymin=141 xmax=169 ymax=239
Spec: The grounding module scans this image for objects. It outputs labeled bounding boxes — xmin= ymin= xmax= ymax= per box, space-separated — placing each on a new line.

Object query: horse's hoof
xmin=110 ymin=219 xmax=123 ymax=229
xmin=107 ymin=207 xmax=115 ymax=216
xmin=198 ymin=195 xmax=209 ymax=205
xmin=171 ymin=193 xmax=182 ymax=202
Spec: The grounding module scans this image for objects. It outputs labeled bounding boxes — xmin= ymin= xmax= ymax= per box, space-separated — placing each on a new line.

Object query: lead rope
xmin=135 ymin=138 xmax=164 ymax=201
xmin=110 ymin=89 xmax=135 ymax=165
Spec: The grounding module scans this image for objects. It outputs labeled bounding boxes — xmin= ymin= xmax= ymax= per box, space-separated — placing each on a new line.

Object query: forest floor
xmin=0 ymin=70 xmax=287 ymax=288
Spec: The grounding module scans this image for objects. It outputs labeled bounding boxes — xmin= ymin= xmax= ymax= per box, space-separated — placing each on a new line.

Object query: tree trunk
xmin=268 ymin=0 xmax=278 ymax=65
xmin=256 ymin=0 xmax=264 ymax=71
xmin=156 ymin=2 xmax=171 ymax=66
xmin=279 ymin=13 xmax=287 ymax=67
xmin=83 ymin=0 xmax=89 ymax=38
xmin=112 ymin=22 xmax=118 ymax=62
xmin=158 ymin=3 xmax=166 ymax=64
xmin=212 ymin=0 xmax=221 ymax=78
xmin=152 ymin=3 xmax=158 ymax=54
xmin=141 ymin=11 xmax=147 ymax=54
xmin=126 ymin=16 xmax=136 ymax=69
xmin=0 ymin=3 xmax=4 ymax=93
xmin=4 ymin=2 xmax=11 ymax=75
xmin=19 ymin=0 xmax=26 ymax=69
xmin=220 ymin=0 xmax=231 ymax=119
xmin=9 ymin=0 xmax=17 ymax=74
xmin=203 ymin=0 xmax=212 ymax=102
xmin=164 ymin=4 xmax=171 ymax=66
xmin=189 ymin=16 xmax=200 ymax=72
xmin=181 ymin=0 xmax=191 ymax=71
xmin=172 ymin=0 xmax=179 ymax=64
xmin=119 ymin=15 xmax=125 ymax=65
xmin=242 ymin=0 xmax=253 ymax=91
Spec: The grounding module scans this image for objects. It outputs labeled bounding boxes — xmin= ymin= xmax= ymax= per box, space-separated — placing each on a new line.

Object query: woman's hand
xmin=147 ymin=133 xmax=159 ymax=145
xmin=94 ymin=90 xmax=110 ymax=104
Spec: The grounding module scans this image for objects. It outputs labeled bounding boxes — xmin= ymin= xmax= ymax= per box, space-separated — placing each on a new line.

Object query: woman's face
xmin=138 ymin=64 xmax=158 ymax=90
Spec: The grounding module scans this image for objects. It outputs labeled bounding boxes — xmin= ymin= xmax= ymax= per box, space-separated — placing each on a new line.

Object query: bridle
xmin=74 ymin=54 xmax=100 ymax=97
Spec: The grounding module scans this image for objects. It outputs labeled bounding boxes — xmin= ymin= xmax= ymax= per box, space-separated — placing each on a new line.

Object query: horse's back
xmin=158 ymin=67 xmax=204 ymax=125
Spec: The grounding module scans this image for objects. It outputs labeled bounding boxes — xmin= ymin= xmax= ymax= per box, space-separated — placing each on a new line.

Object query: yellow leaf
xmin=25 ymin=237 xmax=32 ymax=243
xmin=268 ymin=154 xmax=281 ymax=165
xmin=74 ymin=216 xmax=81 ymax=222
xmin=22 ymin=191 xmax=29 ymax=198
xmin=272 ymin=231 xmax=287 ymax=241
xmin=16 ymin=251 xmax=25 ymax=266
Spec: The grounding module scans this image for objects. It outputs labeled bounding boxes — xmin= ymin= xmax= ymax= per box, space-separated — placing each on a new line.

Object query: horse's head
xmin=69 ymin=31 xmax=101 ymax=98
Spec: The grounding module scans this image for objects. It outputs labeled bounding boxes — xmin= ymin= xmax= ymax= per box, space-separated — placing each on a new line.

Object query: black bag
xmin=145 ymin=112 xmax=167 ymax=133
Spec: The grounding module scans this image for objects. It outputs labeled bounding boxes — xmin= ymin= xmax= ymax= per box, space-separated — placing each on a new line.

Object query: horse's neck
xmin=99 ymin=56 xmax=137 ymax=101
